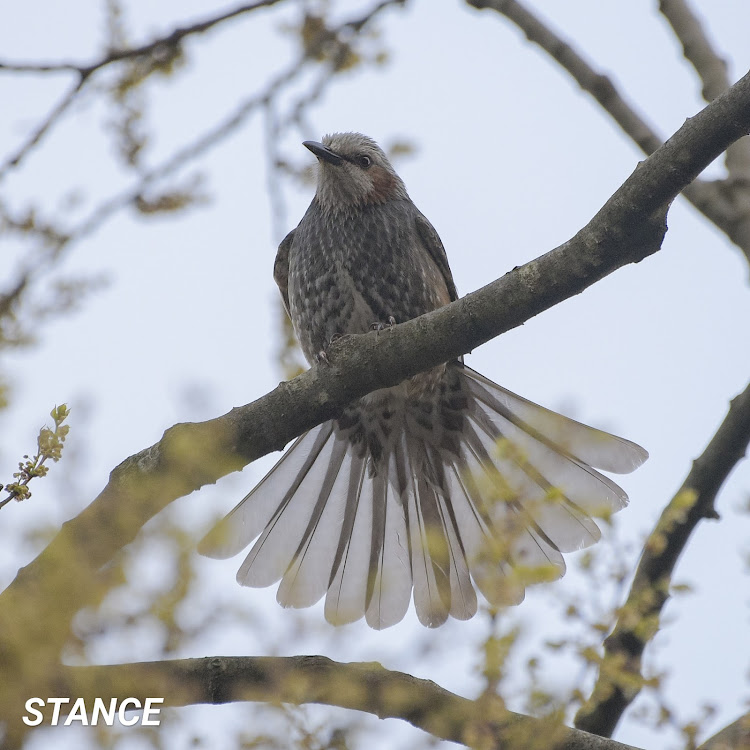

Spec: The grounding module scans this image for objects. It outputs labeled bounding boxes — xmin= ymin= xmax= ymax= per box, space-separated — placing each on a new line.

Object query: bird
xmin=199 ymin=132 xmax=648 ymax=629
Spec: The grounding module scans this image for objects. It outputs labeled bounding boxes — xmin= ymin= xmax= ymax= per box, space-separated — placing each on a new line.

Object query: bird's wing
xmin=274 ymin=229 xmax=295 ymax=317
xmin=414 ymin=212 xmax=459 ymax=303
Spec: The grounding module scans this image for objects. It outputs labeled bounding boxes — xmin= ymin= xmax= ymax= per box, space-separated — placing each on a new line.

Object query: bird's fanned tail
xmin=199 ymin=364 xmax=647 ymax=629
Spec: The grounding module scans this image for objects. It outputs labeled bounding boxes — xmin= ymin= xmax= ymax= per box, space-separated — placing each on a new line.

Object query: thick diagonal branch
xmin=575 ymin=381 xmax=750 ymax=737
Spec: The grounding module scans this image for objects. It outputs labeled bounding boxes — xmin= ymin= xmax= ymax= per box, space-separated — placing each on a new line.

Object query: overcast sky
xmin=1 ymin=2 xmax=749 ymax=748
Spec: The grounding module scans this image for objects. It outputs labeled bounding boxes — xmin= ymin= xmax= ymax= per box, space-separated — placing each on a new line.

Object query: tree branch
xmin=657 ymin=0 xmax=750 ymax=250
xmin=0 ymin=0 xmax=285 ymax=180
xmin=468 ymin=0 xmax=662 ymax=154
xmin=466 ymin=0 xmax=750 ymax=265
xmin=575 ymin=381 xmax=750 ymax=737
xmin=0 ymin=77 xmax=87 ymax=180
xmin=658 ymin=0 xmax=731 ymax=102
xmin=1 ymin=0 xmax=403 ymax=247
xmin=0 ymin=0 xmax=285 ymax=76
xmin=51 ymin=657 xmax=643 ymax=750
xmin=3 ymin=59 xmax=750 ymax=740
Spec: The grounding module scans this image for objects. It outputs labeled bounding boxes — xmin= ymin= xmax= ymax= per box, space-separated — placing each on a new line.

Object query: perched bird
xmin=200 ymin=132 xmax=648 ymax=629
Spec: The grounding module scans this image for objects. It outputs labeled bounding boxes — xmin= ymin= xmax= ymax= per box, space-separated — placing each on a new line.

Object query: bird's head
xmin=304 ymin=132 xmax=408 ymax=213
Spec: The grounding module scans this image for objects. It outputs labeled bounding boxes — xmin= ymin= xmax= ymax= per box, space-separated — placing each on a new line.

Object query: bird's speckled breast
xmin=287 ymin=198 xmax=450 ymax=363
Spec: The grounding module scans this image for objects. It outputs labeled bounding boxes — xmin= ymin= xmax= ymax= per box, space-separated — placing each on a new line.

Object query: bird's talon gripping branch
xmin=370 ymin=316 xmax=397 ymax=336
xmin=316 ymin=334 xmax=347 ymax=364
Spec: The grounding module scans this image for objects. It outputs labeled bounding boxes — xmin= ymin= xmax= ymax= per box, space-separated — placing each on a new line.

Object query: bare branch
xmin=0 ymin=0 xmax=285 ymax=76
xmin=657 ymin=0 xmax=750 ymax=248
xmin=466 ymin=0 xmax=750 ymax=265
xmin=575 ymin=381 xmax=750 ymax=736
xmin=69 ymin=59 xmax=307 ymax=244
xmin=0 ymin=77 xmax=87 ymax=180
xmin=4 ymin=0 xmax=403 ymax=257
xmin=658 ymin=0 xmax=731 ymax=102
xmin=0 ymin=0 xmax=402 ymax=77
xmin=0 ymin=1 xmax=286 ymax=178
xmin=470 ymin=0 xmax=662 ymax=154
xmin=697 ymin=712 xmax=750 ymax=750
xmin=54 ymin=657 xmax=643 ymax=750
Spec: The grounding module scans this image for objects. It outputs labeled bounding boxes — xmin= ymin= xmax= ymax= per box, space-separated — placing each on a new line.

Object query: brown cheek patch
xmin=368 ymin=166 xmax=397 ymax=202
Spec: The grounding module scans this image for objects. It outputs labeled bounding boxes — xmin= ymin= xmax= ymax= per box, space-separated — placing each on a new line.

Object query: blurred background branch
xmin=575 ymin=381 xmax=750 ymax=737
xmin=62 ymin=656 xmax=648 ymax=750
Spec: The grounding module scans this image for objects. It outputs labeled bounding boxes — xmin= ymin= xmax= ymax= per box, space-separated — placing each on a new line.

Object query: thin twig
xmin=0 ymin=3 xmax=282 ymax=180
xmin=468 ymin=1 xmax=663 ymax=154
xmin=657 ymin=0 xmax=750 ymax=245
xmin=69 ymin=57 xmax=308 ymax=245
xmin=14 ymin=0 xmax=403 ymax=255
xmin=0 ymin=0 xmax=285 ymax=76
xmin=658 ymin=0 xmax=731 ymax=102
xmin=575 ymin=382 xmax=750 ymax=737
xmin=0 ymin=76 xmax=88 ymax=180
xmin=0 ymin=0 xmax=285 ymax=177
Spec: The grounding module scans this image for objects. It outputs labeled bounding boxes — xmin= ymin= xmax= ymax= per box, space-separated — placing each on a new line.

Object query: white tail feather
xmin=199 ymin=364 xmax=648 ymax=628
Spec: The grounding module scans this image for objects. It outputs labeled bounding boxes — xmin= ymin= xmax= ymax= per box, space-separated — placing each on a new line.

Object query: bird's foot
xmin=371 ymin=316 xmax=397 ymax=336
xmin=316 ymin=333 xmax=348 ymax=365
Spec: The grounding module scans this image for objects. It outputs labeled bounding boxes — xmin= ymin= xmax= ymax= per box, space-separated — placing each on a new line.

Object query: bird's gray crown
xmin=308 ymin=132 xmax=409 ymax=213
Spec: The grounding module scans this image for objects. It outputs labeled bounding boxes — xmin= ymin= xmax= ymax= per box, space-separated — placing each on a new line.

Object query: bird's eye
xmin=357 ymin=155 xmax=372 ymax=169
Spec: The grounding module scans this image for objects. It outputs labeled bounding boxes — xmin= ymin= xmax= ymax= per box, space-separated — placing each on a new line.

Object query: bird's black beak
xmin=303 ymin=140 xmax=343 ymax=166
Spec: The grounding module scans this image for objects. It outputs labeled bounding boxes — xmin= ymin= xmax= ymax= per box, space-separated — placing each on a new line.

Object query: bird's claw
xmin=371 ymin=316 xmax=397 ymax=335
xmin=316 ymin=333 xmax=347 ymax=366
